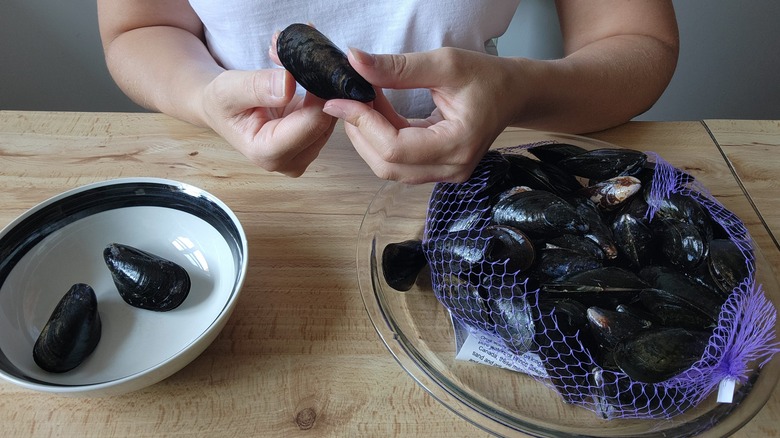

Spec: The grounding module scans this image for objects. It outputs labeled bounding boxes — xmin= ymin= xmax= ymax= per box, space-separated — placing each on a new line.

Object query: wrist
xmin=499 ymin=56 xmax=563 ymax=129
xmin=175 ymin=67 xmax=225 ymax=129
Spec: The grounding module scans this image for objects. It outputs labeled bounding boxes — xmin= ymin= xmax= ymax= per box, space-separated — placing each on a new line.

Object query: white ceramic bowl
xmin=0 ymin=178 xmax=248 ymax=396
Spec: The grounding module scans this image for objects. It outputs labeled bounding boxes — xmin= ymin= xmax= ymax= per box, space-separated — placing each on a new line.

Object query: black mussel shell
xmin=651 ymin=192 xmax=713 ymax=242
xmin=550 ymin=266 xmax=650 ymax=291
xmin=546 ymin=233 xmax=605 ymax=260
xmin=616 ymin=303 xmax=661 ymax=326
xmin=587 ymin=306 xmax=651 ymax=349
xmin=654 ymin=218 xmax=708 ymax=270
xmin=33 ymin=283 xmax=102 ymax=373
xmin=382 ymin=239 xmax=427 ymax=291
xmin=527 ymin=142 xmax=588 ymax=164
xmin=437 ymin=273 xmax=493 ymax=331
xmin=567 ymin=196 xmax=618 ymax=259
xmin=533 ymin=298 xmax=593 ymax=403
xmin=613 ymin=328 xmax=710 ymax=383
xmin=541 ymin=267 xmax=649 ymax=309
xmin=556 ymin=148 xmax=647 ymax=181
xmin=707 ymin=238 xmax=751 ymax=296
xmin=492 ymin=189 xmax=588 ymax=238
xmin=277 ymin=23 xmax=375 ymax=102
xmin=426 ymin=225 xmax=535 ymax=279
xmin=425 ymin=151 xmax=509 ymax=238
xmin=486 ymin=285 xmax=535 ymax=354
xmin=638 ymin=265 xmax=724 ymax=322
xmin=504 ymin=154 xmax=582 ymax=195
xmin=104 ymin=243 xmax=191 ymax=311
xmin=535 ymin=247 xmax=602 ymax=281
xmin=482 ymin=224 xmax=536 ymax=274
xmin=426 ymin=229 xmax=490 ymax=277
xmin=612 ymin=213 xmax=656 ymax=268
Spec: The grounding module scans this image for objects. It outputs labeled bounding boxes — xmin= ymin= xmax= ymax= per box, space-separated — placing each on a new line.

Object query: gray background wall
xmin=2 ymin=1 xmax=779 ymax=121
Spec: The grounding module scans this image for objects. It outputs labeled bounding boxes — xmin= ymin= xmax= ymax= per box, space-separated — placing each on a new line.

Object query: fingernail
xmin=349 ymin=47 xmax=375 ymax=66
xmin=322 ymin=103 xmax=345 ymax=119
xmin=271 ymin=70 xmax=287 ymax=98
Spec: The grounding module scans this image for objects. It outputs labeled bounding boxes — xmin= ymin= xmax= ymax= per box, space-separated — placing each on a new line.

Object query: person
xmin=97 ymin=1 xmax=678 ymax=183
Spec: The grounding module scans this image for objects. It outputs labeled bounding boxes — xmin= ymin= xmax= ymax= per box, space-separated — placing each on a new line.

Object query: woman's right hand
xmin=199 ymin=68 xmax=336 ymax=177
xmin=98 ymin=0 xmax=336 ymax=177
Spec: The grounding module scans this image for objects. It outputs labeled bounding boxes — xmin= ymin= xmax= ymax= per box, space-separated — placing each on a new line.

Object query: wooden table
xmin=0 ymin=112 xmax=777 ymax=437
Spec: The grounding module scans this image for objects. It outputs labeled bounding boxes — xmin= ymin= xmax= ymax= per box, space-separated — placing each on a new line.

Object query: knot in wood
xmin=295 ymin=407 xmax=317 ymax=430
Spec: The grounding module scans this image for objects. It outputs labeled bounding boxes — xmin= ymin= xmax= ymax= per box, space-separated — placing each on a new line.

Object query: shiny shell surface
xmin=33 ymin=283 xmax=102 ymax=373
xmin=382 ymin=239 xmax=427 ymax=291
xmin=104 ymin=243 xmax=191 ymax=312
xmin=277 ymin=23 xmax=375 ymax=102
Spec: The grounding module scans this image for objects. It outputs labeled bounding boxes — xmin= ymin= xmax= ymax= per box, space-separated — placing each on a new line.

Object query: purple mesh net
xmin=420 ymin=144 xmax=780 ymax=420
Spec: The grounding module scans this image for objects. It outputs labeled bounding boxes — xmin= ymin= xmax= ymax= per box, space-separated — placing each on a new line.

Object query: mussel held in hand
xmin=277 ymin=23 xmax=376 ymax=102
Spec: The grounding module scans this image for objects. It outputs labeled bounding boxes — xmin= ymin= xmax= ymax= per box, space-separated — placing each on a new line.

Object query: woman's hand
xmin=98 ymin=0 xmax=337 ymax=178
xmin=322 ymin=0 xmax=678 ymax=184
xmin=322 ymin=47 xmax=518 ymax=184
xmin=198 ymin=68 xmax=336 ymax=177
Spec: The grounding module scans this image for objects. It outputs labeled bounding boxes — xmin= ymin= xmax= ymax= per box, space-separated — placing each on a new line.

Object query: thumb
xmin=348 ymin=48 xmax=449 ymax=90
xmin=208 ymin=69 xmax=296 ymax=113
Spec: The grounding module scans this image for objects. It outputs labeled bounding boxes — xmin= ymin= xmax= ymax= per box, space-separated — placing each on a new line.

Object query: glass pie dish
xmin=356 ymin=132 xmax=780 ymax=437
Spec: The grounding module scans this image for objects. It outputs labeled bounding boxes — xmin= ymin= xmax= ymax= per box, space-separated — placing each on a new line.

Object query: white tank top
xmin=188 ymin=0 xmax=521 ymax=117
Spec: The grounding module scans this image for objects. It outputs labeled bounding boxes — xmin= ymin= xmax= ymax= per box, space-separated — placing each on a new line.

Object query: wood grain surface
xmin=0 ymin=112 xmax=778 ymax=437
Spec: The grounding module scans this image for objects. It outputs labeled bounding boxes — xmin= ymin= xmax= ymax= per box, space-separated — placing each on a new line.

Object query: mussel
xmin=654 ymin=218 xmax=708 ymax=270
xmin=504 ymin=153 xmax=582 ymax=195
xmin=587 ymin=306 xmax=651 ymax=349
xmin=555 ymin=148 xmax=647 ymax=181
xmin=382 ymin=239 xmax=428 ymax=292
xmin=707 ymin=238 xmax=751 ymax=296
xmin=535 ymin=247 xmax=602 ymax=281
xmin=577 ymin=176 xmax=641 ymax=210
xmin=612 ymin=212 xmax=655 ymax=268
xmin=541 ymin=267 xmax=649 ymax=309
xmin=638 ymin=265 xmax=724 ymax=322
xmin=425 ymin=151 xmax=509 ymax=237
xmin=33 ymin=283 xmax=102 ymax=373
xmin=545 ymin=233 xmax=606 ymax=260
xmin=103 ymin=243 xmax=191 ymax=311
xmin=567 ymin=196 xmax=618 ymax=259
xmin=492 ymin=189 xmax=588 ymax=238
xmin=612 ymin=328 xmax=711 ymax=383
xmin=486 ymin=284 xmax=535 ymax=354
xmin=426 ymin=225 xmax=536 ymax=280
xmin=277 ymin=23 xmax=375 ymax=102
xmin=437 ymin=273 xmax=493 ymax=331
xmin=527 ymin=142 xmax=588 ymax=164
xmin=534 ymin=298 xmax=594 ymax=403
xmin=651 ymin=192 xmax=713 ymax=242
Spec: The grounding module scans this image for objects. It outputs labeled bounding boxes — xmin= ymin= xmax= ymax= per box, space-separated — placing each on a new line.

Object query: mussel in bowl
xmin=33 ymin=283 xmax=102 ymax=373
xmin=103 ymin=243 xmax=191 ymax=311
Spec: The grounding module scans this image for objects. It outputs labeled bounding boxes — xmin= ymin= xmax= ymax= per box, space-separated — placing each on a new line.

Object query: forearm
xmin=103 ymin=26 xmax=223 ymax=127
xmin=505 ymin=33 xmax=678 ymax=134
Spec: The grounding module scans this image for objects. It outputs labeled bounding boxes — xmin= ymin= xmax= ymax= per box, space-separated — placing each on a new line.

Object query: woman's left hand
xmin=322 ymin=47 xmax=520 ymax=184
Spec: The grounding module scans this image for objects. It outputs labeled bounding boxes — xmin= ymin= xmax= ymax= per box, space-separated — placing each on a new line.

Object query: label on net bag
xmin=451 ymin=314 xmax=549 ymax=379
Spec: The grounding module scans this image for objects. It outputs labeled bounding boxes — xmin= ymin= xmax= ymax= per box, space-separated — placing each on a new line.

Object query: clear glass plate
xmin=356 ymin=132 xmax=780 ymax=437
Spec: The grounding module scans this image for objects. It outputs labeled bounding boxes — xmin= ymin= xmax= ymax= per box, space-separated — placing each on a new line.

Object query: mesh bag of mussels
xmin=393 ymin=142 xmax=780 ymax=420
